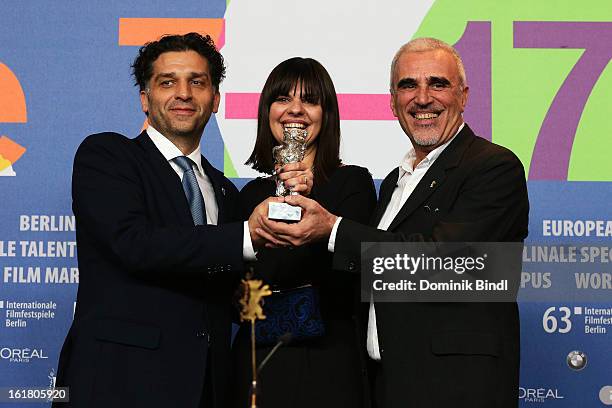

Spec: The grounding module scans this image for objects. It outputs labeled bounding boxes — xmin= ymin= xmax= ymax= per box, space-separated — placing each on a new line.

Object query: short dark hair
xmin=245 ymin=57 xmax=341 ymax=181
xmin=131 ymin=32 xmax=226 ymax=91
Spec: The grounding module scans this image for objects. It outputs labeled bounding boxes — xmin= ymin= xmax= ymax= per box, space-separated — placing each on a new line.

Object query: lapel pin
xmin=424 ymin=205 xmax=431 ymax=212
xmin=221 ymin=187 xmax=226 ymax=195
xmin=430 ymin=180 xmax=437 ymax=188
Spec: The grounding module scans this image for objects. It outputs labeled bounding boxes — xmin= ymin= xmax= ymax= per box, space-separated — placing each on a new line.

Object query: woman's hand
xmin=275 ymin=162 xmax=314 ymax=196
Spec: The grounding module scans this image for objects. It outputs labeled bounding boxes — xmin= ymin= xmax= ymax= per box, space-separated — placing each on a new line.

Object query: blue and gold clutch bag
xmin=255 ymin=284 xmax=325 ymax=346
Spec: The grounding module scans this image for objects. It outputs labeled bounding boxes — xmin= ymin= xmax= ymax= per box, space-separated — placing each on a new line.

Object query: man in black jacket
xmin=54 ymin=33 xmax=309 ymax=408
xmin=257 ymin=37 xmax=528 ymax=408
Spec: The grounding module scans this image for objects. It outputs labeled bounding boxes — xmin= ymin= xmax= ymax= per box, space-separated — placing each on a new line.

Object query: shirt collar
xmin=399 ymin=122 xmax=465 ymax=175
xmin=146 ymin=125 xmax=204 ymax=174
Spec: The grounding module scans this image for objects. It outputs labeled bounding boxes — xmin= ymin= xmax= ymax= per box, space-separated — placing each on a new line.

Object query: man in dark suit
xmin=53 ymin=33 xmax=310 ymax=408
xmin=256 ymin=38 xmax=529 ymax=407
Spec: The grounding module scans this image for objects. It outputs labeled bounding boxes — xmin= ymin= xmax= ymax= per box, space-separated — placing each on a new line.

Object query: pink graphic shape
xmin=225 ymin=93 xmax=259 ymax=119
xmin=225 ymin=93 xmax=395 ymax=120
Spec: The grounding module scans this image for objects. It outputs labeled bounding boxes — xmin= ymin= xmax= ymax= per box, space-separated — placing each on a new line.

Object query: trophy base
xmin=268 ymin=202 xmax=301 ymax=222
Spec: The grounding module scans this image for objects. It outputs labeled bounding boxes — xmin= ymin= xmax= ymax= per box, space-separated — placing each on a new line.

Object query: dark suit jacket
xmin=54 ymin=131 xmax=244 ymax=408
xmin=334 ymin=125 xmax=529 ymax=408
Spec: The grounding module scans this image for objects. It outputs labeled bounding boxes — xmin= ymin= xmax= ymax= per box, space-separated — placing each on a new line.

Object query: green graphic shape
xmin=224 ymin=144 xmax=238 ymax=178
xmin=414 ymin=0 xmax=612 ymax=181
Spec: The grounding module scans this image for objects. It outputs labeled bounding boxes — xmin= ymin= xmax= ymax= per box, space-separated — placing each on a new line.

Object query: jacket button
xmin=196 ymin=331 xmax=208 ymax=340
xmin=348 ymin=261 xmax=356 ymax=271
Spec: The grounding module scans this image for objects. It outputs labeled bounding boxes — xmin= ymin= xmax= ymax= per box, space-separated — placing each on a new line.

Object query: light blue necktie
xmin=173 ymin=156 xmax=206 ymax=225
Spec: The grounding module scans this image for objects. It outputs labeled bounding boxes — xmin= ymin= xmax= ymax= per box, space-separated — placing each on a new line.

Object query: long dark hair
xmin=245 ymin=57 xmax=341 ymax=181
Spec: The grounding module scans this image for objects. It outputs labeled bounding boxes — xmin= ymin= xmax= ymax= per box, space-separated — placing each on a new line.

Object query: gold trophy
xmin=239 ymin=276 xmax=272 ymax=408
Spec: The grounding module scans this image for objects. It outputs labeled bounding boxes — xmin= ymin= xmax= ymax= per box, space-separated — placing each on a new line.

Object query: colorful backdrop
xmin=1 ymin=0 xmax=610 ymax=406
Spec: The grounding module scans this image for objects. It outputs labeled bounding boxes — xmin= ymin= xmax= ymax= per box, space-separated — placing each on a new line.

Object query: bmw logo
xmin=566 ymin=350 xmax=587 ymax=371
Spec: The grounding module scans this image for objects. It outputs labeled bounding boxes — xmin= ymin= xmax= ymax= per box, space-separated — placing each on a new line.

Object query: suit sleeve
xmin=72 ymin=134 xmax=244 ymax=278
xmin=332 ymin=166 xmax=377 ymax=224
xmin=333 ymin=148 xmax=529 ymax=272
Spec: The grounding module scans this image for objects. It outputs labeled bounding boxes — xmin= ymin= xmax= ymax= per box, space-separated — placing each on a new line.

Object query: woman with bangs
xmin=231 ymin=57 xmax=376 ymax=407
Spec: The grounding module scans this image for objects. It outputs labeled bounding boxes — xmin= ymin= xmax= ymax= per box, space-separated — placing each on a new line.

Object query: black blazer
xmin=335 ymin=125 xmax=529 ymax=408
xmin=54 ymin=131 xmax=244 ymax=408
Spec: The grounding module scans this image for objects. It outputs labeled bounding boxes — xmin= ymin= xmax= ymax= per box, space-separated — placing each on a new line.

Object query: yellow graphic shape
xmin=0 ymin=153 xmax=10 ymax=171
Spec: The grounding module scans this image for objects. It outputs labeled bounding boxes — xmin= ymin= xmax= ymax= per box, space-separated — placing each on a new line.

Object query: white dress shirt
xmin=147 ymin=126 xmax=256 ymax=260
xmin=328 ymin=123 xmax=464 ymax=360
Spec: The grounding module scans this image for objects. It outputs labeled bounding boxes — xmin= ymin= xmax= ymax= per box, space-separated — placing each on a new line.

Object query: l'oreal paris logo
xmin=519 ymin=387 xmax=564 ymax=402
xmin=0 ymin=347 xmax=48 ymax=363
